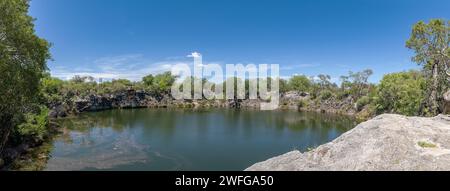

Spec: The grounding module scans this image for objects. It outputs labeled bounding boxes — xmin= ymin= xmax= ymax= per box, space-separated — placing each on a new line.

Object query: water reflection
xmin=46 ymin=109 xmax=356 ymax=170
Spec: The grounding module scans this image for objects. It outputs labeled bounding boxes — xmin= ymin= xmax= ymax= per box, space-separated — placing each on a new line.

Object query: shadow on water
xmin=45 ymin=108 xmax=357 ymax=171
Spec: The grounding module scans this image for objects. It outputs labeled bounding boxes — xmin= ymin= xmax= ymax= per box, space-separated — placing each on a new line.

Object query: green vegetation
xmin=34 ymin=19 xmax=449 ymax=119
xmin=418 ymin=141 xmax=437 ymax=148
xmin=142 ymin=72 xmax=176 ymax=94
xmin=0 ymin=0 xmax=448 ymax=169
xmin=29 ymin=19 xmax=448 ymax=122
xmin=406 ymin=19 xmax=449 ymax=116
xmin=288 ymin=75 xmax=312 ymax=92
xmin=376 ymin=71 xmax=425 ymax=116
xmin=0 ymin=0 xmax=51 ymax=154
xmin=16 ymin=107 xmax=49 ymax=141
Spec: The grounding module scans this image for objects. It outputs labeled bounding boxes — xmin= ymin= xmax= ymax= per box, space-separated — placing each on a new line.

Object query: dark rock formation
xmin=48 ymin=104 xmax=68 ymax=118
xmin=48 ymin=88 xmax=364 ymax=119
xmin=70 ymin=90 xmax=154 ymax=113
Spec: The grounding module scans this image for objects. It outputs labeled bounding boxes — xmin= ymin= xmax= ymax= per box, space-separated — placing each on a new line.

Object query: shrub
xmin=376 ymin=71 xmax=425 ymax=116
xmin=356 ymin=96 xmax=371 ymax=111
xmin=319 ymin=90 xmax=333 ymax=100
xmin=16 ymin=107 xmax=49 ymax=141
xmin=288 ymin=75 xmax=312 ymax=92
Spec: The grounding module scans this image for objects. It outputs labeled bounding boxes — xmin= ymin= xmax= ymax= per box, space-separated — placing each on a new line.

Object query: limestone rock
xmin=246 ymin=114 xmax=450 ymax=171
xmin=444 ymin=90 xmax=450 ymax=114
xmin=283 ymin=91 xmax=307 ymax=100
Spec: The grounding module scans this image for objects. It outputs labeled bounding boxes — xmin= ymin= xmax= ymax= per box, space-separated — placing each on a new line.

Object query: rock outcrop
xmin=444 ymin=90 xmax=450 ymax=114
xmin=47 ymin=89 xmax=364 ymax=119
xmin=279 ymin=91 xmax=309 ymax=109
xmin=52 ymin=90 xmax=305 ymax=115
xmin=246 ymin=114 xmax=450 ymax=171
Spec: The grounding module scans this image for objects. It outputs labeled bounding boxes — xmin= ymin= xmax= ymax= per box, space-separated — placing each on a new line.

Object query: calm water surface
xmin=45 ymin=109 xmax=356 ymax=170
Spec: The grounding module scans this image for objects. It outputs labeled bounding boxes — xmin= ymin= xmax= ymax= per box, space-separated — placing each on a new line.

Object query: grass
xmin=418 ymin=141 xmax=437 ymax=148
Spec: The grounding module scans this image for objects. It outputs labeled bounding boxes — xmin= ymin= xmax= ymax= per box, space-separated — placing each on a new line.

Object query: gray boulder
xmin=444 ymin=90 xmax=450 ymax=114
xmin=246 ymin=114 xmax=450 ymax=171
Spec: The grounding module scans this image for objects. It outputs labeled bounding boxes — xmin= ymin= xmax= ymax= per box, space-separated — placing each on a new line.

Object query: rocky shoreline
xmin=0 ymin=121 xmax=59 ymax=170
xmin=2 ymin=88 xmax=449 ymax=171
xmin=2 ymin=89 xmax=361 ymax=170
xmin=246 ymin=114 xmax=450 ymax=171
xmin=48 ymin=89 xmax=363 ymax=119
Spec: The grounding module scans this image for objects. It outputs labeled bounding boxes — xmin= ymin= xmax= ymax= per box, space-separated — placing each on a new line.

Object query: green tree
xmin=40 ymin=74 xmax=64 ymax=104
xmin=142 ymin=74 xmax=154 ymax=87
xmin=41 ymin=74 xmax=64 ymax=95
xmin=152 ymin=72 xmax=176 ymax=94
xmin=340 ymin=69 xmax=373 ymax=99
xmin=288 ymin=75 xmax=312 ymax=92
xmin=316 ymin=74 xmax=333 ymax=89
xmin=70 ymin=75 xmax=94 ymax=83
xmin=406 ymin=19 xmax=449 ymax=115
xmin=376 ymin=71 xmax=425 ymax=116
xmin=279 ymin=78 xmax=289 ymax=93
xmin=0 ymin=0 xmax=51 ymax=153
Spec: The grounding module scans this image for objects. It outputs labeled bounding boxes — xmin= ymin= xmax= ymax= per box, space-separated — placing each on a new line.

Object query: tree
xmin=279 ymin=78 xmax=289 ymax=93
xmin=142 ymin=74 xmax=154 ymax=87
xmin=406 ymin=19 xmax=449 ymax=115
xmin=340 ymin=69 xmax=373 ymax=99
xmin=288 ymin=75 xmax=312 ymax=92
xmin=40 ymin=74 xmax=64 ymax=104
xmin=317 ymin=74 xmax=331 ymax=88
xmin=352 ymin=69 xmax=373 ymax=98
xmin=377 ymin=71 xmax=425 ymax=116
xmin=71 ymin=75 xmax=94 ymax=83
xmin=151 ymin=72 xmax=176 ymax=94
xmin=0 ymin=0 xmax=51 ymax=153
xmin=41 ymin=74 xmax=64 ymax=95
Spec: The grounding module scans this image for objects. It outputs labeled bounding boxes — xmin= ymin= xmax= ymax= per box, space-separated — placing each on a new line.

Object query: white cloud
xmin=51 ymin=54 xmax=325 ymax=84
xmin=50 ymin=54 xmax=177 ymax=81
xmin=187 ymin=52 xmax=202 ymax=58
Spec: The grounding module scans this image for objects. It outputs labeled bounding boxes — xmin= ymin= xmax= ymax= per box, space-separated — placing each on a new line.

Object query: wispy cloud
xmin=280 ymin=63 xmax=320 ymax=70
xmin=52 ymin=53 xmax=320 ymax=83
xmin=50 ymin=54 xmax=176 ymax=81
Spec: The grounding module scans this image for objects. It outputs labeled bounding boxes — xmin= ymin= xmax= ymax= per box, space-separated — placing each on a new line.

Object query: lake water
xmin=44 ymin=109 xmax=356 ymax=171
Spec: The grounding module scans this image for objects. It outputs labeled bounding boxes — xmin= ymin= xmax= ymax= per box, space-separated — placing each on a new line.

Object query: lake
xmin=44 ymin=109 xmax=356 ymax=171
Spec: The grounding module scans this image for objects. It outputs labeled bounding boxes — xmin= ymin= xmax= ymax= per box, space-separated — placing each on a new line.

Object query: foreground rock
xmin=246 ymin=114 xmax=450 ymax=171
xmin=444 ymin=90 xmax=450 ymax=114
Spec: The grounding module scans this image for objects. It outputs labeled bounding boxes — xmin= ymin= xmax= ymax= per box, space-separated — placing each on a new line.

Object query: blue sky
xmin=29 ymin=0 xmax=450 ymax=83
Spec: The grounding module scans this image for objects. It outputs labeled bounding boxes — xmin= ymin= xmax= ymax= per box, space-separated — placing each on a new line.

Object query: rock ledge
xmin=246 ymin=114 xmax=450 ymax=171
